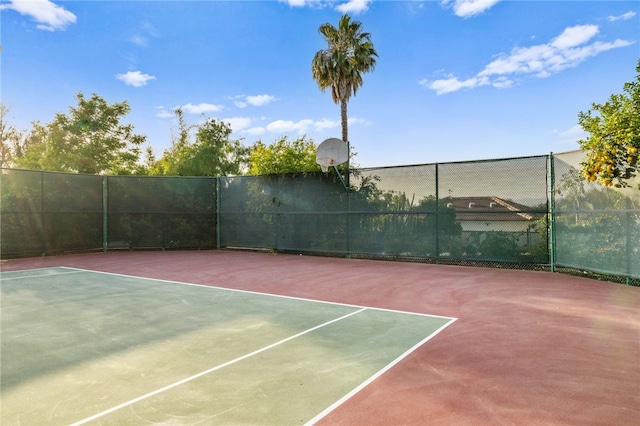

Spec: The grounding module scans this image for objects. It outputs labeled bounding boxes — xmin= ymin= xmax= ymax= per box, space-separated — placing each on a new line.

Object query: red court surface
xmin=2 ymin=250 xmax=639 ymax=425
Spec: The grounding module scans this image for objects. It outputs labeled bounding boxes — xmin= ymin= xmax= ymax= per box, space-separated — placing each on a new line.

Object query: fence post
xmin=347 ymin=185 xmax=352 ymax=259
xmin=102 ymin=175 xmax=108 ymax=252
xmin=435 ymin=163 xmax=439 ymax=264
xmin=625 ymin=195 xmax=631 ymax=281
xmin=161 ymin=178 xmax=166 ymax=251
xmin=216 ymin=177 xmax=221 ymax=249
xmin=40 ymin=171 xmax=46 ymax=256
xmin=548 ymin=153 xmax=556 ymax=272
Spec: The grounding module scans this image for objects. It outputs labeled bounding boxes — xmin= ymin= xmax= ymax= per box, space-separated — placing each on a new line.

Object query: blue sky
xmin=1 ymin=0 xmax=638 ymax=168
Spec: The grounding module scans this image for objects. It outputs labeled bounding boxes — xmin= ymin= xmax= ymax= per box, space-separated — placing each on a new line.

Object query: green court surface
xmin=0 ymin=267 xmax=455 ymax=425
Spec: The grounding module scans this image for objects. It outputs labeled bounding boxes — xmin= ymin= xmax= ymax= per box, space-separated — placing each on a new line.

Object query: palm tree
xmin=312 ymin=14 xmax=378 ymax=149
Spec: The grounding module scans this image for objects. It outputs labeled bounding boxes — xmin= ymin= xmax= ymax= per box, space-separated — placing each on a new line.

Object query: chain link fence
xmin=0 ymin=171 xmax=217 ymax=255
xmin=1 ymin=170 xmax=103 ymax=255
xmin=106 ymin=176 xmax=217 ymax=250
xmin=553 ymin=151 xmax=639 ymax=281
xmin=2 ymin=151 xmax=638 ymax=283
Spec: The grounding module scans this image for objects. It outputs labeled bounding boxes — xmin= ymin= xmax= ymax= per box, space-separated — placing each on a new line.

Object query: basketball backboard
xmin=316 ymin=138 xmax=348 ymax=172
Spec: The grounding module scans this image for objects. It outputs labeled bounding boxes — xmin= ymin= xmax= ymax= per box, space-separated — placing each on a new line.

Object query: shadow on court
xmin=0 ymin=266 xmax=453 ymax=425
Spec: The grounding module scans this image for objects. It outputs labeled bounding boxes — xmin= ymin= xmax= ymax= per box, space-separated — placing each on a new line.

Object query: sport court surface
xmin=1 ymin=266 xmax=453 ymax=425
xmin=1 ymin=250 xmax=639 ymax=425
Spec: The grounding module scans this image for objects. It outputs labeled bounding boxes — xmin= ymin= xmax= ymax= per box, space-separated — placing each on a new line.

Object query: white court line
xmin=69 ymin=307 xmax=368 ymax=426
xmin=0 ymin=269 xmax=84 ymax=281
xmin=305 ymin=316 xmax=457 ymax=425
xmin=14 ymin=266 xmax=459 ymax=424
xmin=59 ymin=266 xmax=457 ymax=321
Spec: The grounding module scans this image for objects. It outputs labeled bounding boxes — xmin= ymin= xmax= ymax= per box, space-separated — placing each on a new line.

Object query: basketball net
xmin=317 ymin=157 xmax=335 ymax=173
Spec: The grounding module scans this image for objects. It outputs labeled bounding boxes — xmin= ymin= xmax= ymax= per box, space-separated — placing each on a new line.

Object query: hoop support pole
xmin=333 ymin=165 xmax=349 ymax=193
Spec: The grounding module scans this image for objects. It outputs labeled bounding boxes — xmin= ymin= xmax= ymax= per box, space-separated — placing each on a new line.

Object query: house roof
xmin=444 ymin=196 xmax=540 ymax=222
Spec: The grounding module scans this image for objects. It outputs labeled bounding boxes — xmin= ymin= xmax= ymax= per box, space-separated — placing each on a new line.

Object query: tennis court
xmin=1 ymin=265 xmax=454 ymax=425
xmin=1 ymin=250 xmax=639 ymax=425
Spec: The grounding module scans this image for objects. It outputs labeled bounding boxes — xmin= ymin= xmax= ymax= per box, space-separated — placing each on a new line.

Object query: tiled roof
xmin=443 ymin=196 xmax=539 ymax=222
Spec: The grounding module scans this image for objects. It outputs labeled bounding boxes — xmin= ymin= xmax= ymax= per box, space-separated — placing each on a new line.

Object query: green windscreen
xmin=217 ymin=157 xmax=550 ymax=264
xmin=348 ymin=157 xmax=549 ymax=262
xmin=553 ymin=151 xmax=640 ymax=278
xmin=0 ymin=169 xmax=103 ymax=256
xmin=2 ymin=152 xmax=638 ymax=280
xmin=219 ymin=173 xmax=349 ymax=252
xmin=107 ymin=176 xmax=216 ymax=250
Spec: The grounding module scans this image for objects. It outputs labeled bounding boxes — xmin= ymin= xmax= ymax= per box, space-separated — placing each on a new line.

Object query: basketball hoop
xmin=316 ymin=138 xmax=348 ymax=173
xmin=317 ymin=156 xmax=334 ymax=173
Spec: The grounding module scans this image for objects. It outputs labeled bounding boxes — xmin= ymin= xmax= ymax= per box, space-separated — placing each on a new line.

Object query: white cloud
xmin=314 ymin=118 xmax=340 ymax=130
xmin=554 ymin=125 xmax=588 ymax=145
xmin=424 ymin=24 xmax=634 ymax=95
xmin=441 ymin=0 xmax=500 ymax=18
xmin=115 ymin=70 xmax=156 ymax=87
xmin=154 ymin=106 xmax=173 ymax=119
xmin=244 ymin=127 xmax=266 ymax=136
xmin=245 ymin=94 xmax=276 ymax=107
xmin=222 ymin=117 xmax=253 ymax=132
xmin=227 ymin=115 xmax=365 ymax=138
xmin=232 ymin=94 xmax=276 ymax=108
xmin=266 ymin=119 xmax=314 ymax=134
xmin=181 ymin=103 xmax=223 ymax=114
xmin=279 ymin=0 xmax=371 ymax=13
xmin=335 ymin=0 xmax=373 ymax=14
xmin=491 ymin=76 xmax=514 ymax=89
xmin=279 ymin=0 xmax=326 ymax=8
xmin=130 ymin=34 xmax=148 ymax=48
xmin=608 ymin=11 xmax=637 ymax=22
xmin=279 ymin=0 xmax=307 ymax=6
xmin=156 ymin=110 xmax=174 ymax=119
xmin=130 ymin=22 xmax=159 ymax=48
xmin=0 ymin=0 xmax=76 ymax=31
xmin=551 ymin=25 xmax=599 ymax=49
xmin=257 ymin=117 xmax=365 ymax=135
xmin=347 ymin=117 xmax=370 ymax=126
xmin=422 ymin=75 xmax=490 ymax=95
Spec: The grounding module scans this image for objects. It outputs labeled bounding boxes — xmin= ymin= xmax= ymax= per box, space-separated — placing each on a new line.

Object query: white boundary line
xmin=12 ymin=266 xmax=459 ymax=424
xmin=70 ymin=307 xmax=368 ymax=426
xmin=0 ymin=269 xmax=84 ymax=281
xmin=305 ymin=317 xmax=457 ymax=425
xmin=0 ymin=266 xmax=67 ymax=273
xmin=57 ymin=266 xmax=457 ymax=321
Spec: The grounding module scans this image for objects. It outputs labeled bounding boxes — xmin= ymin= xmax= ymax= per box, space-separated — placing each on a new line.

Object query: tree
xmin=0 ymin=104 xmax=23 ymax=168
xmin=311 ymin=14 xmax=377 ymax=146
xmin=248 ymin=135 xmax=319 ymax=175
xmin=553 ymin=179 xmax=639 ymax=274
xmin=12 ymin=93 xmax=146 ymax=174
xmin=579 ymin=60 xmax=640 ymax=188
xmin=151 ymin=109 xmax=248 ymax=176
xmin=10 ymin=122 xmax=49 ymax=170
xmin=149 ymin=107 xmax=193 ymax=175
